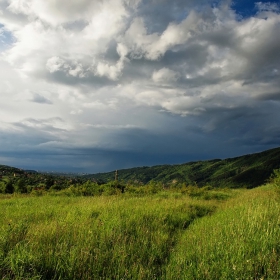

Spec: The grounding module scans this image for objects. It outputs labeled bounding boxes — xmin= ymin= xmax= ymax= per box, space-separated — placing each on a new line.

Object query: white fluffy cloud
xmin=152 ymin=67 xmax=180 ymax=83
xmin=46 ymin=56 xmax=65 ymax=73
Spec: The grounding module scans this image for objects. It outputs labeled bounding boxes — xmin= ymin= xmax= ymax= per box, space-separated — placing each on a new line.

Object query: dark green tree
xmin=14 ymin=179 xmax=27 ymax=193
xmin=4 ymin=180 xmax=14 ymax=194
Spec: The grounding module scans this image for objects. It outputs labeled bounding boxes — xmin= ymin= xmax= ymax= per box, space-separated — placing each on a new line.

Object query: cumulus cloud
xmin=46 ymin=56 xmax=65 ymax=73
xmin=152 ymin=67 xmax=180 ymax=83
xmin=0 ymin=0 xmax=280 ymax=172
xmin=255 ymin=2 xmax=280 ymax=12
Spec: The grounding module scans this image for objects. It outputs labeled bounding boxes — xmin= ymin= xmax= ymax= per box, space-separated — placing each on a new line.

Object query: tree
xmin=14 ymin=179 xmax=27 ymax=193
xmin=270 ymin=168 xmax=280 ymax=186
xmin=4 ymin=180 xmax=14 ymax=194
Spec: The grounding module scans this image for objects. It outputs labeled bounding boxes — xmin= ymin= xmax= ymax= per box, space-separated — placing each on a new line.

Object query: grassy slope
xmin=85 ymin=147 xmax=280 ymax=188
xmin=0 ymin=185 xmax=279 ymax=279
xmin=0 ymin=193 xmax=217 ymax=279
xmin=166 ymin=185 xmax=280 ymax=279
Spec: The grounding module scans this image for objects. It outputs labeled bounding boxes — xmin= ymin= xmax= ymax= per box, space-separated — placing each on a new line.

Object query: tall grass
xmin=0 ymin=193 xmax=215 ymax=279
xmin=166 ymin=185 xmax=280 ymax=279
xmin=0 ymin=186 xmax=279 ymax=279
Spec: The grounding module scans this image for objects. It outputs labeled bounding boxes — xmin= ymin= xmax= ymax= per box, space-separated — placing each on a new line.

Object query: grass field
xmin=0 ymin=186 xmax=279 ymax=279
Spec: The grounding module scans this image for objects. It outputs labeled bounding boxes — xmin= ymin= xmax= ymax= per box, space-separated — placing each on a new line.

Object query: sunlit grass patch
xmin=166 ymin=186 xmax=280 ymax=279
xmin=0 ymin=187 xmax=278 ymax=279
xmin=0 ymin=194 xmax=216 ymax=279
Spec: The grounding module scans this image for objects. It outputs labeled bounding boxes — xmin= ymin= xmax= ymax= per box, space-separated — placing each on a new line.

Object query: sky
xmin=0 ymin=0 xmax=280 ymax=173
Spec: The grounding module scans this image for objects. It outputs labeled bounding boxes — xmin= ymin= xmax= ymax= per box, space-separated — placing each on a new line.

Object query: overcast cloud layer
xmin=0 ymin=0 xmax=280 ymax=172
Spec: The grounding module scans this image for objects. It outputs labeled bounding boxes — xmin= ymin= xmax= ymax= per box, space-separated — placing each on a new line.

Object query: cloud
xmin=152 ymin=67 xmax=180 ymax=83
xmin=46 ymin=56 xmax=65 ymax=73
xmin=83 ymin=99 xmax=118 ymax=110
xmin=95 ymin=59 xmax=126 ymax=81
xmin=6 ymin=0 xmax=101 ymax=26
xmin=30 ymin=93 xmax=52 ymax=104
xmin=255 ymin=2 xmax=280 ymax=13
xmin=0 ymin=0 xmax=280 ymax=172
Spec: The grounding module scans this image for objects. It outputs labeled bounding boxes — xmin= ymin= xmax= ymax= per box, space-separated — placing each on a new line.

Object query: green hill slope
xmin=0 ymin=165 xmax=24 ymax=176
xmin=84 ymin=147 xmax=280 ymax=188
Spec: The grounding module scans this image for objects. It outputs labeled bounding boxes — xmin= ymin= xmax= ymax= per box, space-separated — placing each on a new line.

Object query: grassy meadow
xmin=0 ymin=185 xmax=279 ymax=279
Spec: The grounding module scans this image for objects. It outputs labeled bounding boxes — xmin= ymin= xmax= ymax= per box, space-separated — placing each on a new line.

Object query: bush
xmin=0 ymin=180 xmax=14 ymax=194
xmin=14 ymin=179 xmax=27 ymax=193
xmin=144 ymin=181 xmax=162 ymax=194
xmin=103 ymin=181 xmax=125 ymax=193
xmin=59 ymin=181 xmax=106 ymax=196
xmin=270 ymin=168 xmax=280 ymax=187
xmin=0 ymin=182 xmax=6 ymax=193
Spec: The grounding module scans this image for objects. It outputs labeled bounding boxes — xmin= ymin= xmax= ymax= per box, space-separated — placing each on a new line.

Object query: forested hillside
xmin=84 ymin=147 xmax=280 ymax=188
xmin=1 ymin=147 xmax=280 ymax=192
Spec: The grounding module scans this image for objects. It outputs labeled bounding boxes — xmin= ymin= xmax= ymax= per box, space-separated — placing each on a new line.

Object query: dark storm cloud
xmin=0 ymin=118 xmax=69 ymax=151
xmin=255 ymin=91 xmax=280 ymax=101
xmin=0 ymin=125 xmax=257 ymax=173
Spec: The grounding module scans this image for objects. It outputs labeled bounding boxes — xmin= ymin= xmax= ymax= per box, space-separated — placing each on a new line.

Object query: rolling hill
xmin=0 ymin=165 xmax=25 ymax=176
xmin=84 ymin=147 xmax=280 ymax=188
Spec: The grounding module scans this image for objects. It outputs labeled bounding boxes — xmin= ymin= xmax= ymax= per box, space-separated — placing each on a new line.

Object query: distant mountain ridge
xmin=84 ymin=147 xmax=280 ymax=188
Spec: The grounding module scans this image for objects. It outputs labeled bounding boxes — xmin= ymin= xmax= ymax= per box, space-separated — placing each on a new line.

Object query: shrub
xmin=0 ymin=182 xmax=6 ymax=193
xmin=0 ymin=180 xmax=14 ymax=194
xmin=103 ymin=181 xmax=125 ymax=194
xmin=270 ymin=168 xmax=280 ymax=187
xmin=14 ymin=179 xmax=27 ymax=193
